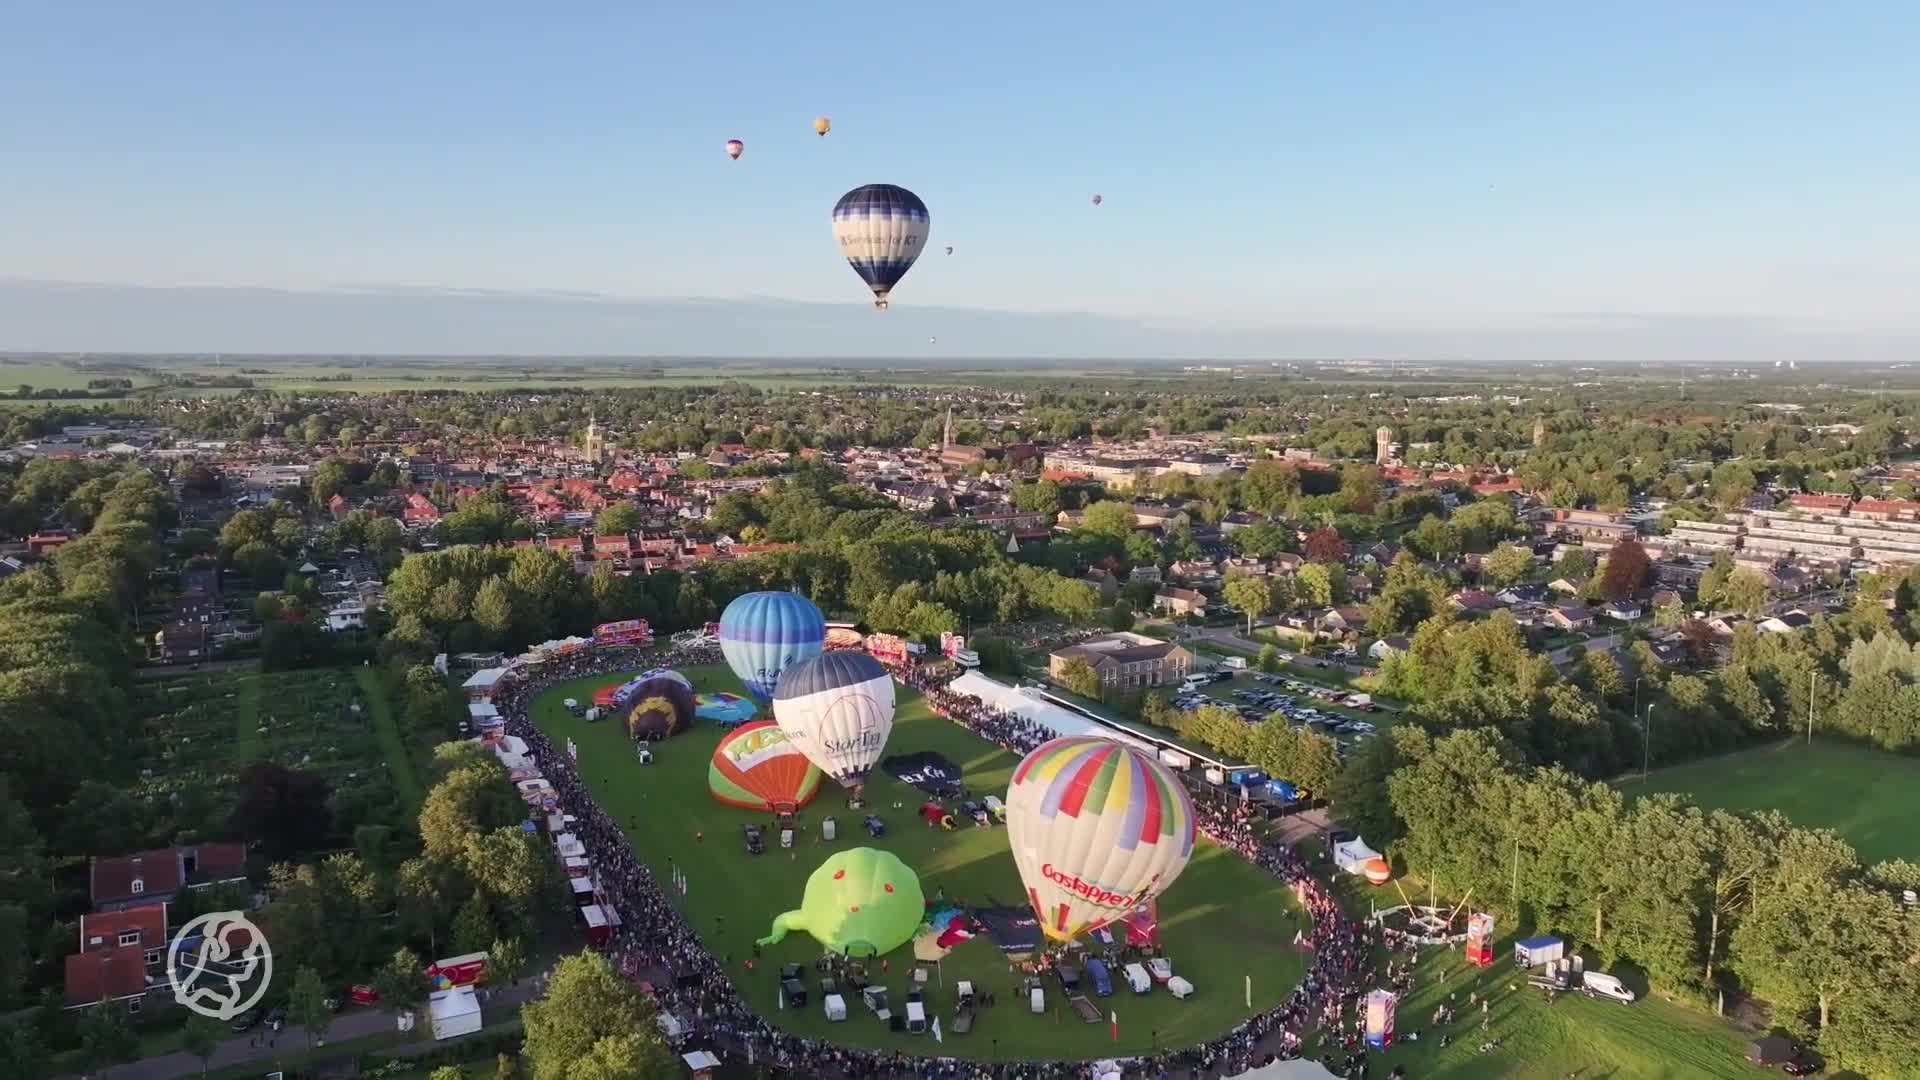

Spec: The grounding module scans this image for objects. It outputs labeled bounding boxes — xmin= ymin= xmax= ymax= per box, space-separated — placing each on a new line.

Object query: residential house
xmin=153 ymin=623 xmax=208 ymax=662
xmin=1048 ymin=632 xmax=1195 ymax=691
xmin=1127 ymin=565 xmax=1162 ymax=585
xmin=1757 ymin=610 xmax=1813 ymax=634
xmin=1601 ymin=600 xmax=1644 ymax=621
xmin=1153 ymin=587 xmax=1209 ymax=617
xmin=402 ymin=493 xmax=442 ymax=526
xmin=1549 ymin=602 xmax=1595 ymax=631
xmin=1167 ymin=560 xmax=1221 ymax=587
xmin=1368 ymin=635 xmax=1410 ymax=661
xmin=90 ymin=843 xmax=248 ymax=912
xmin=1496 ymin=583 xmax=1548 ymax=606
xmin=1316 ymin=606 xmax=1370 ymax=637
xmin=63 ymin=948 xmax=153 ymax=1012
xmin=1448 ymin=588 xmax=1501 ymax=615
xmin=1081 ymin=569 xmax=1120 ymax=602
xmin=324 ymin=602 xmax=367 ymax=632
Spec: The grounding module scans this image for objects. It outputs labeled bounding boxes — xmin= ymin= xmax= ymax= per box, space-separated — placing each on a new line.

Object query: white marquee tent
xmin=946 ymin=672 xmax=1157 ymax=752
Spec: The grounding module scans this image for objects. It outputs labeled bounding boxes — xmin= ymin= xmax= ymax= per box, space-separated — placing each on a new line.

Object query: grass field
xmin=1319 ymin=937 xmax=1761 ymax=1079
xmin=1617 ymin=738 xmax=1920 ymax=865
xmin=533 ymin=664 xmax=1306 ymax=1062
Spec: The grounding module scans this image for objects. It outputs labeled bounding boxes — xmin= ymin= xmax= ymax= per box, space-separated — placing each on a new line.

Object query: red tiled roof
xmin=91 ymin=849 xmax=183 ymax=904
xmin=65 ymin=949 xmax=150 ymax=1006
xmin=80 ymin=905 xmax=167 ymax=953
xmin=1790 ymin=493 xmax=1851 ymax=510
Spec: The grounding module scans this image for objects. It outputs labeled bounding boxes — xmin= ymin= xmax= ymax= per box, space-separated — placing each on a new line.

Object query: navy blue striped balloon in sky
xmin=718 ymin=591 xmax=827 ymax=704
xmin=832 ymin=184 xmax=929 ymax=309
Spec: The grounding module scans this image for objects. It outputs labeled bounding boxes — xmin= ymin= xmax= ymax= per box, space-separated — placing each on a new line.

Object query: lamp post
xmin=1642 ymin=704 xmax=1656 ymax=780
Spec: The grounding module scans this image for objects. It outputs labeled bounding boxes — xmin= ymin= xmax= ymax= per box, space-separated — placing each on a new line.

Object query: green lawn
xmin=1322 ymin=933 xmax=1760 ymax=1079
xmin=357 ymin=667 xmax=426 ymax=811
xmin=1618 ymin=738 xmax=1920 ymax=865
xmin=534 ymin=665 xmax=1305 ymax=1062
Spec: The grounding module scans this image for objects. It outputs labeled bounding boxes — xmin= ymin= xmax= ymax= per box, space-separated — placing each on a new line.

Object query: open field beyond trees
xmin=532 ymin=664 xmax=1307 ymax=1062
xmin=1617 ymin=738 xmax=1920 ymax=866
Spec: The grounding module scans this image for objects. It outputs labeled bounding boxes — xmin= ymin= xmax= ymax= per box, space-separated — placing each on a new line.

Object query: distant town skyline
xmin=3 ymin=5 xmax=1918 ymax=357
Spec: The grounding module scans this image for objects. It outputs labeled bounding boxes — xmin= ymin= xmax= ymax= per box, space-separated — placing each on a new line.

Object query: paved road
xmin=75 ymin=979 xmax=545 ymax=1080
xmin=134 ymin=659 xmax=258 ymax=681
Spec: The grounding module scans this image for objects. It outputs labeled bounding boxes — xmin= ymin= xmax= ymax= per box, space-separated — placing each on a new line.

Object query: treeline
xmin=381 ymin=468 xmax=1103 ymax=661
xmin=0 ymin=466 xmax=174 ymax=1012
xmin=1375 ymin=726 xmax=1918 ymax=1075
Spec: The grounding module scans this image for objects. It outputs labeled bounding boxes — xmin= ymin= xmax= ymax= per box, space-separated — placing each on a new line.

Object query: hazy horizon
xmin=4 ymin=277 xmax=1917 ymax=367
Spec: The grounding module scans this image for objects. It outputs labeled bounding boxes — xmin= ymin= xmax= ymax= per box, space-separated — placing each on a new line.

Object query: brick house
xmin=90 ymin=843 xmax=249 ymax=912
xmin=1049 ymin=633 xmax=1196 ymax=691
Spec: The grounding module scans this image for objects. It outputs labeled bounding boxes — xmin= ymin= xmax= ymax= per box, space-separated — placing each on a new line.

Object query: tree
xmin=488 ymin=936 xmax=529 ymax=987
xmin=1405 ymin=514 xmax=1460 ymax=561
xmin=288 ymin=966 xmax=332 ymax=1051
xmin=372 ymin=947 xmax=429 ymax=1014
xmin=1483 ymin=544 xmax=1534 ymax=589
xmin=1057 ymin=657 xmax=1098 ymax=698
xmin=77 ymin=1000 xmax=137 ymax=1076
xmin=1599 ymin=537 xmax=1651 ymax=601
xmin=1696 ymin=550 xmax=1735 ymax=609
xmin=452 ymin=892 xmax=497 ymax=956
xmin=521 ymin=951 xmax=672 ymax=1080
xmin=229 ymin=763 xmax=332 ymax=860
xmin=1257 ymin=644 xmax=1280 ymax=673
xmin=1223 ymin=574 xmax=1277 ymax=636
xmin=1328 ymin=728 xmax=1412 ymax=850
xmin=1295 ymin=563 xmax=1336 ymax=609
xmin=1303 ymin=526 xmax=1349 ymax=564
xmin=594 ymin=502 xmax=642 ymax=537
xmin=1228 ymin=521 xmax=1291 ymax=559
xmin=0 ymin=1020 xmax=48 ymax=1080
xmin=1723 ymin=569 xmax=1769 ymax=616
xmin=431 ymin=1067 xmax=465 ymax=1080
xmin=1078 ymin=501 xmax=1135 ymax=540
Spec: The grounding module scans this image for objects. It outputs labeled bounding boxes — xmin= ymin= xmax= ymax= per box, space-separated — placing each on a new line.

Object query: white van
xmin=1180 ymin=676 xmax=1207 ymax=694
xmin=1124 ymin=963 xmax=1152 ymax=994
xmin=906 ymin=1000 xmax=927 ymax=1033
xmin=1581 ymin=972 xmax=1635 ymax=1003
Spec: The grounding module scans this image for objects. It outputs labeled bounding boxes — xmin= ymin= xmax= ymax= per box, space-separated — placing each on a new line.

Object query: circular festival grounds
xmin=532 ymin=663 xmax=1307 ymax=1062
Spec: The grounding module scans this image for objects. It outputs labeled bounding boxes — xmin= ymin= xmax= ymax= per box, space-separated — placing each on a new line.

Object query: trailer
xmin=1514 ymin=935 xmax=1565 ymax=968
xmin=1157 ymin=748 xmax=1193 ymax=770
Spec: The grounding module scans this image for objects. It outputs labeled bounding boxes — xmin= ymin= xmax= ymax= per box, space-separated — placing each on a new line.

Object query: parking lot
xmin=1170 ymin=671 xmax=1384 ymax=751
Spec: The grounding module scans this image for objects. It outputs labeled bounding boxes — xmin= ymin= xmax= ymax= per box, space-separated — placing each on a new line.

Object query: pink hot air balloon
xmin=726 ymin=139 xmax=744 ymax=161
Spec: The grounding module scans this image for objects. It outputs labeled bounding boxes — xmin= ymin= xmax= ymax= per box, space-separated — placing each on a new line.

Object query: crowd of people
xmin=491 ymin=643 xmax=1389 ymax=1078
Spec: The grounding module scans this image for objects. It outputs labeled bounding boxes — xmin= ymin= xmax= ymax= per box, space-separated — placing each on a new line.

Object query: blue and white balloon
xmin=832 ymin=184 xmax=929 ymax=309
xmin=774 ymin=652 xmax=896 ymax=788
xmin=718 ymin=591 xmax=827 ymax=704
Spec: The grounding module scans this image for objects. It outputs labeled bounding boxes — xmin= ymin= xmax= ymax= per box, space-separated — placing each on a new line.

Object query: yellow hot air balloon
xmin=814 ymin=116 xmax=831 ymax=137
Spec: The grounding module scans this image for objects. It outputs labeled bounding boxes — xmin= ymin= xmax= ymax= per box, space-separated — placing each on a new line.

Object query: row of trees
xmin=1373 ymin=726 xmax=1918 ymax=1074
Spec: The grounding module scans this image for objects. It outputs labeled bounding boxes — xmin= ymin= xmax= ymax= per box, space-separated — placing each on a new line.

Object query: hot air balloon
xmin=929 ymin=336 xmax=937 ymax=345
xmin=616 ymin=672 xmax=695 ymax=741
xmin=726 ymin=139 xmax=744 ymax=160
xmin=708 ymin=720 xmax=824 ymax=813
xmin=831 ymin=184 xmax=929 ymax=309
xmin=1005 ymin=737 xmax=1195 ymax=942
xmin=814 ymin=116 xmax=831 ymax=136
xmin=773 ymin=652 xmax=895 ymax=788
xmin=718 ymin=592 xmax=826 ymax=704
xmin=945 ymin=245 xmax=953 ymax=255
xmin=1091 ymin=193 xmax=1103 ymax=207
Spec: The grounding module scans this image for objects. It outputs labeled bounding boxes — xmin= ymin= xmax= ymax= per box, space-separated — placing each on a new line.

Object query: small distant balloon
xmin=814 ymin=116 xmax=831 ymax=137
xmin=1091 ymin=194 xmax=1103 ymax=207
xmin=945 ymin=245 xmax=953 ymax=255
xmin=930 ymin=336 xmax=938 ymax=345
xmin=726 ymin=139 xmax=744 ymax=161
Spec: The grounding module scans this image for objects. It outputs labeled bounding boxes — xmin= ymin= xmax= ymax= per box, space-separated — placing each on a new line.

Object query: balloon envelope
xmin=620 ymin=674 xmax=695 ymax=741
xmin=832 ymin=184 xmax=929 ymax=309
xmin=814 ymin=116 xmax=831 ymax=136
xmin=1091 ymin=193 xmax=1102 ymax=206
xmin=726 ymin=139 xmax=744 ymax=160
xmin=709 ymin=721 xmax=824 ymax=812
xmin=1006 ymin=737 xmax=1195 ymax=942
xmin=718 ymin=591 xmax=826 ymax=703
xmin=773 ymin=652 xmax=895 ymax=787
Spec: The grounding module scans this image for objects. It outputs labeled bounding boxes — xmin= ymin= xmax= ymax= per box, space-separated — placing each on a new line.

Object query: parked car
xmin=1085 ymin=958 xmax=1113 ymax=996
xmin=264 ymin=1006 xmax=287 ymax=1031
xmin=1580 ymin=972 xmax=1635 ymax=1004
xmin=229 ymin=1009 xmax=263 ymax=1033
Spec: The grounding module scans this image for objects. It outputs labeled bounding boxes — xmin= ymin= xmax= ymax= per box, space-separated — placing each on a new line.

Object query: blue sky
xmin=3 ymin=3 xmax=1918 ymax=355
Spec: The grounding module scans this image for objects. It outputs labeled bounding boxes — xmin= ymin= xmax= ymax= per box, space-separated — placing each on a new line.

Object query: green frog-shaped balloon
xmin=756 ymin=847 xmax=925 ymax=957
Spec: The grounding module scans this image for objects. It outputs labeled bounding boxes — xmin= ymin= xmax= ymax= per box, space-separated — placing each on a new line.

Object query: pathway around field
xmin=232 ymin=673 xmax=264 ymax=761
xmin=357 ymin=667 xmax=425 ymax=810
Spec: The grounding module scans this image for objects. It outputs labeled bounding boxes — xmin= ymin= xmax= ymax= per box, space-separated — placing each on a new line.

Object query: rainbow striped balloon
xmin=1005 ymin=736 xmax=1196 ymax=942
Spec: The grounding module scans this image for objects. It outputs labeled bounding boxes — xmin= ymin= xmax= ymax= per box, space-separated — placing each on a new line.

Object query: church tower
xmin=583 ymin=413 xmax=604 ymax=466
xmin=1375 ymin=425 xmax=1395 ymax=466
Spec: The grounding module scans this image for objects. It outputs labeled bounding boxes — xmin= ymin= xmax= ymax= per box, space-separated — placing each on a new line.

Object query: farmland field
xmin=1617 ymin=738 xmax=1920 ymax=865
xmin=533 ymin=664 xmax=1307 ymax=1062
